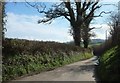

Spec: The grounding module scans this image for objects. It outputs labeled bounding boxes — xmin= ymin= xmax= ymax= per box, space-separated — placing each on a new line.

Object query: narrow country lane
xmin=11 ymin=56 xmax=98 ymax=82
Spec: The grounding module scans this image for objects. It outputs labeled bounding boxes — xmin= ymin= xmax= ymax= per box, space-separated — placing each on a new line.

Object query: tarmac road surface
xmin=11 ymin=56 xmax=98 ymax=82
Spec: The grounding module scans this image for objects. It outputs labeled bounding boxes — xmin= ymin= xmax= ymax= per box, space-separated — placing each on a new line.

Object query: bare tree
xmin=81 ymin=11 xmax=94 ymax=48
xmin=108 ymin=12 xmax=120 ymax=46
xmin=81 ymin=9 xmax=111 ymax=48
xmin=26 ymin=0 xmax=104 ymax=47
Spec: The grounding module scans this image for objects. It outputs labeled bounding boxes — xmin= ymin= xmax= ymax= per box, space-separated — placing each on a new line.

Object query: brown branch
xmin=93 ymin=11 xmax=112 ymax=17
xmin=53 ymin=7 xmax=71 ymax=21
xmin=75 ymin=1 xmax=82 ymax=22
xmin=26 ymin=0 xmax=71 ymax=23
xmin=25 ymin=0 xmax=47 ymax=14
xmin=38 ymin=18 xmax=53 ymax=24
xmin=82 ymin=1 xmax=92 ymax=13
xmin=64 ymin=2 xmax=75 ymax=22
xmin=89 ymin=26 xmax=102 ymax=31
xmin=85 ymin=5 xmax=101 ymax=21
xmin=63 ymin=14 xmax=71 ymax=21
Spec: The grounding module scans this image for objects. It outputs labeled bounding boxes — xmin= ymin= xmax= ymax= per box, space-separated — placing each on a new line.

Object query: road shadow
xmin=63 ymin=57 xmax=100 ymax=82
xmin=68 ymin=64 xmax=94 ymax=73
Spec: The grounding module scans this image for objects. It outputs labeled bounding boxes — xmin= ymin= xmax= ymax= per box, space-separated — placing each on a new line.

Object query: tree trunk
xmin=82 ymin=25 xmax=89 ymax=48
xmin=73 ymin=27 xmax=81 ymax=47
xmin=0 ymin=2 xmax=3 ymax=40
xmin=0 ymin=2 xmax=3 ymax=79
xmin=83 ymin=39 xmax=88 ymax=48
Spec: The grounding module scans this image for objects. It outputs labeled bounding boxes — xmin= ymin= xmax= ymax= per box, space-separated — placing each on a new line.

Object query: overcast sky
xmin=5 ymin=0 xmax=119 ymax=43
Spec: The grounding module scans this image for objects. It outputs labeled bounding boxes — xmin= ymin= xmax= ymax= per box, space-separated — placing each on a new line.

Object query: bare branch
xmin=85 ymin=3 xmax=101 ymax=21
xmin=82 ymin=1 xmax=92 ymax=13
xmin=102 ymin=3 xmax=117 ymax=7
xmin=25 ymin=1 xmax=47 ymax=14
xmin=93 ymin=11 xmax=112 ymax=17
xmin=89 ymin=26 xmax=102 ymax=31
xmin=38 ymin=18 xmax=53 ymax=24
xmin=89 ymin=27 xmax=96 ymax=31
xmin=64 ymin=2 xmax=75 ymax=22
xmin=26 ymin=1 xmax=71 ymax=23
xmin=63 ymin=15 xmax=71 ymax=21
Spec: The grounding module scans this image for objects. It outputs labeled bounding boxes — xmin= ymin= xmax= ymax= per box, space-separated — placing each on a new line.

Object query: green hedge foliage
xmin=2 ymin=38 xmax=93 ymax=81
xmin=97 ymin=46 xmax=120 ymax=81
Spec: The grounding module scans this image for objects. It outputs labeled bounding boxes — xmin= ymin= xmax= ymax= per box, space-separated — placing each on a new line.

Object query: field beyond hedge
xmin=2 ymin=38 xmax=93 ymax=81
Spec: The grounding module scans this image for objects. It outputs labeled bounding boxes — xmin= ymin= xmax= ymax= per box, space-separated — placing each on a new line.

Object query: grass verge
xmin=96 ymin=46 xmax=120 ymax=81
xmin=2 ymin=52 xmax=93 ymax=81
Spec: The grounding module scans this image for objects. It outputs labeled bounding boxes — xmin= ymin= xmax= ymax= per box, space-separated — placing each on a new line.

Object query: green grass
xmin=97 ymin=46 xmax=120 ymax=81
xmin=88 ymin=42 xmax=103 ymax=47
xmin=80 ymin=42 xmax=103 ymax=48
xmin=2 ymin=52 xmax=93 ymax=81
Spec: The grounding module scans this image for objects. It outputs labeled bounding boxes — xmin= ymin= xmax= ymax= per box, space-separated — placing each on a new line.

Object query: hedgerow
xmin=2 ymin=38 xmax=93 ymax=81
